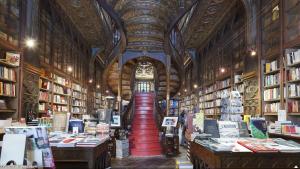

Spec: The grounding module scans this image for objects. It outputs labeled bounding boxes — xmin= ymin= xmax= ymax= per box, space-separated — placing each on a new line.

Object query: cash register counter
xmin=50 ymin=135 xmax=110 ymax=169
xmin=190 ymin=141 xmax=300 ymax=169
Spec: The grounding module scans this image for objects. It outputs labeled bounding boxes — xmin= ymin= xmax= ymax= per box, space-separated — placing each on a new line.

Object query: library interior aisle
xmin=0 ymin=0 xmax=300 ymax=169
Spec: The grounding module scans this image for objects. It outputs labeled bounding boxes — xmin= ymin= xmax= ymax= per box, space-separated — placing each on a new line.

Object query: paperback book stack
xmin=116 ymin=139 xmax=129 ymax=158
xmin=221 ymin=91 xmax=243 ymax=121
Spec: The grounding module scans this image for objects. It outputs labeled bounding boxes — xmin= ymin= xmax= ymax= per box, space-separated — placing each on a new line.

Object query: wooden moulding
xmin=24 ymin=63 xmax=43 ymax=75
xmin=241 ymin=71 xmax=257 ymax=80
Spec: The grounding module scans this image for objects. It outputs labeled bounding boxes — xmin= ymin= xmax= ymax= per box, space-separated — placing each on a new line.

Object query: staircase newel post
xmin=166 ymin=55 xmax=171 ymax=116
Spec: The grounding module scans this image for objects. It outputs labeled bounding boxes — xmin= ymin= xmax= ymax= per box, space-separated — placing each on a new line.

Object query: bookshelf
xmin=71 ymin=83 xmax=87 ymax=115
xmin=51 ymin=74 xmax=71 ymax=114
xmin=285 ymin=49 xmax=300 ymax=117
xmin=94 ymin=92 xmax=102 ymax=110
xmin=38 ymin=76 xmax=51 ymax=117
xmin=0 ymin=57 xmax=19 ymax=118
xmin=197 ymin=77 xmax=232 ymax=119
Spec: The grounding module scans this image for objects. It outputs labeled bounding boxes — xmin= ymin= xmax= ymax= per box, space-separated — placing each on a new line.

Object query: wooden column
xmin=166 ymin=55 xmax=171 ymax=116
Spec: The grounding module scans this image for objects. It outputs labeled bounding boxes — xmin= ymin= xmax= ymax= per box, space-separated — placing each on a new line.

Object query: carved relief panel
xmin=243 ymin=72 xmax=260 ymax=116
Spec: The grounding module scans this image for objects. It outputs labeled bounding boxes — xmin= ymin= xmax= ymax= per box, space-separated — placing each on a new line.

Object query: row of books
xmin=94 ymin=92 xmax=101 ymax=98
xmin=286 ymin=49 xmax=300 ymax=65
xmin=71 ymin=107 xmax=83 ymax=114
xmin=39 ymin=103 xmax=46 ymax=111
xmin=288 ymin=84 xmax=300 ymax=97
xmin=53 ymin=74 xmax=71 ymax=87
xmin=216 ymin=78 xmax=231 ymax=89
xmin=203 ymin=101 xmax=214 ymax=109
xmin=264 ymin=102 xmax=280 ymax=113
xmin=39 ymin=79 xmax=51 ymax=90
xmin=53 ymin=95 xmax=67 ymax=104
xmin=0 ymin=66 xmax=16 ymax=81
xmin=287 ymin=67 xmax=300 ymax=81
xmin=0 ymin=82 xmax=15 ymax=96
xmin=204 ymin=108 xmax=215 ymax=115
xmin=264 ymin=73 xmax=280 ymax=87
xmin=204 ymin=85 xmax=216 ymax=94
xmin=39 ymin=91 xmax=50 ymax=102
xmin=265 ymin=60 xmax=278 ymax=73
xmin=71 ymin=83 xmax=82 ymax=91
xmin=263 ymin=88 xmax=280 ymax=101
xmin=216 ymin=88 xmax=230 ymax=98
xmin=72 ymin=91 xmax=82 ymax=98
xmin=52 ymin=105 xmax=68 ymax=112
xmin=72 ymin=100 xmax=85 ymax=107
xmin=203 ymin=93 xmax=215 ymax=101
xmin=288 ymin=100 xmax=300 ymax=112
xmin=53 ymin=84 xmax=71 ymax=95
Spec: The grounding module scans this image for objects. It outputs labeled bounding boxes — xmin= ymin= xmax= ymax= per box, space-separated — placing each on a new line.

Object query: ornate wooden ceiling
xmin=56 ymin=0 xmax=105 ymax=46
xmin=109 ymin=0 xmax=181 ymax=51
xmin=182 ymin=0 xmax=238 ymax=48
xmin=56 ymin=0 xmax=240 ymax=51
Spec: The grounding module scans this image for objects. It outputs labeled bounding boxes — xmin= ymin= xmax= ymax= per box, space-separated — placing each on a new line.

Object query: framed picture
xmin=162 ymin=117 xmax=178 ymax=127
xmin=111 ymin=115 xmax=121 ymax=127
xmin=6 ymin=52 xmax=20 ymax=66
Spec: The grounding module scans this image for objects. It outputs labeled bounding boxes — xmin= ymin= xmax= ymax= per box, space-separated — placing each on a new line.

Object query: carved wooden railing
xmin=165 ymin=0 xmax=199 ymax=90
xmin=95 ymin=0 xmax=127 ymax=93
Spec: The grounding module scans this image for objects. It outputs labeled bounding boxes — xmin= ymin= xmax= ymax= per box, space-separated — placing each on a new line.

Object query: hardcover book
xmin=204 ymin=119 xmax=220 ymax=138
xmin=250 ymin=119 xmax=268 ymax=139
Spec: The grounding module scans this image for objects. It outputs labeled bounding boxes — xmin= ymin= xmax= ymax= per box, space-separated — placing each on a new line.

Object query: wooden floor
xmin=111 ymin=146 xmax=189 ymax=169
xmin=111 ymin=156 xmax=176 ymax=169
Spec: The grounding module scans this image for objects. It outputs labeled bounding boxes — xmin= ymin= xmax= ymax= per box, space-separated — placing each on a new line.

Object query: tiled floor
xmin=111 ymin=146 xmax=190 ymax=169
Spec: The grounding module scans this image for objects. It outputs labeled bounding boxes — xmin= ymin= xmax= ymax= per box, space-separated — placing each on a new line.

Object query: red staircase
xmin=129 ymin=93 xmax=162 ymax=157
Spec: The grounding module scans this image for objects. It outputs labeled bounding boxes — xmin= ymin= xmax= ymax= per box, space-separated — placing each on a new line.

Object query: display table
xmin=190 ymin=141 xmax=300 ymax=169
xmin=268 ymin=132 xmax=300 ymax=143
xmin=51 ymin=140 xmax=109 ymax=169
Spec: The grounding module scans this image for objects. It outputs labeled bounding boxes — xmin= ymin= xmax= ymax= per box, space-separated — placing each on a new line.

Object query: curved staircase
xmin=129 ymin=93 xmax=162 ymax=157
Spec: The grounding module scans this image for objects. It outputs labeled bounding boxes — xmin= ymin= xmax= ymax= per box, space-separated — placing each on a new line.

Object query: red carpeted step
xmin=130 ymin=92 xmax=161 ymax=157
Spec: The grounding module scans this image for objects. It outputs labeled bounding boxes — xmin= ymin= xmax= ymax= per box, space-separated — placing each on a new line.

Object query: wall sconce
xmin=250 ymin=50 xmax=257 ymax=56
xmin=88 ymin=78 xmax=93 ymax=83
xmin=25 ymin=38 xmax=36 ymax=48
xmin=96 ymin=84 xmax=100 ymax=89
xmin=193 ymin=84 xmax=198 ymax=89
xmin=184 ymin=89 xmax=187 ymax=92
xmin=220 ymin=67 xmax=226 ymax=73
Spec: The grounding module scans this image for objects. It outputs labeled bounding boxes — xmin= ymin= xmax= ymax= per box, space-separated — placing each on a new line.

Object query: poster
xmin=162 ymin=117 xmax=178 ymax=127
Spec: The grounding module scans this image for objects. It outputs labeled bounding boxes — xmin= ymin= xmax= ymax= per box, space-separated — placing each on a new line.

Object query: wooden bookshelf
xmin=0 ymin=51 xmax=20 ymax=119
xmin=285 ymin=48 xmax=300 ymax=118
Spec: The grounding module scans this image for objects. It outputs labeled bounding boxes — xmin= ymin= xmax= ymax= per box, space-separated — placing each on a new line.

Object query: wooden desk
xmin=190 ymin=141 xmax=300 ymax=169
xmin=51 ymin=141 xmax=109 ymax=169
xmin=268 ymin=132 xmax=300 ymax=143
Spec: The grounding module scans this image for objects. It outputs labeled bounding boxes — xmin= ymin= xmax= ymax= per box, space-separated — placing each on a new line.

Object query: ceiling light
xmin=184 ymin=89 xmax=187 ymax=92
xmin=25 ymin=38 xmax=36 ymax=48
xmin=105 ymin=90 xmax=109 ymax=94
xmin=67 ymin=66 xmax=73 ymax=72
xmin=193 ymin=84 xmax=198 ymax=89
xmin=250 ymin=50 xmax=257 ymax=56
xmin=96 ymin=84 xmax=100 ymax=89
xmin=88 ymin=79 xmax=93 ymax=83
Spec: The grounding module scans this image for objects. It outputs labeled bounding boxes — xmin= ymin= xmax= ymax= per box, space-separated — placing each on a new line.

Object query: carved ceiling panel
xmin=183 ymin=0 xmax=237 ymax=49
xmin=110 ymin=0 xmax=180 ymax=51
xmin=55 ymin=0 xmax=104 ymax=46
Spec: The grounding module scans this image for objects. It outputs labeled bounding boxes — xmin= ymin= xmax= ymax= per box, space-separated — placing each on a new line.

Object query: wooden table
xmin=268 ymin=132 xmax=300 ymax=143
xmin=51 ymin=141 xmax=109 ymax=169
xmin=190 ymin=141 xmax=300 ymax=169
